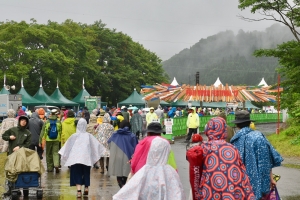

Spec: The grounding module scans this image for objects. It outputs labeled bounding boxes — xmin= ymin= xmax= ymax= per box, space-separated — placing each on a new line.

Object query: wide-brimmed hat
xmin=149 ymin=107 xmax=155 ymax=110
xmin=231 ymin=110 xmax=255 ymax=124
xmin=121 ymin=106 xmax=126 ymax=109
xmin=51 ymin=109 xmax=58 ymax=114
xmin=146 ymin=122 xmax=165 ymax=133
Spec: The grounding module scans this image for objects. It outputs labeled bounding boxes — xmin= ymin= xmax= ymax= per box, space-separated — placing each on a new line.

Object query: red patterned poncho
xmin=188 ymin=117 xmax=255 ymax=200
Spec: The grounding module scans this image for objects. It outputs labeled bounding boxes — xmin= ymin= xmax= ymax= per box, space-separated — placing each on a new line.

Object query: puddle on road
xmin=1 ymin=154 xmax=120 ymax=200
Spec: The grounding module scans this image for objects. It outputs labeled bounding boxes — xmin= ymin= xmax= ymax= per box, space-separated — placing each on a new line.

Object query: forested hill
xmin=162 ymin=24 xmax=294 ymax=86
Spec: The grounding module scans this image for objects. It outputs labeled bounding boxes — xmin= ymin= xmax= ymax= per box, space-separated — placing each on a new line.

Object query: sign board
xmin=9 ymin=94 xmax=22 ymax=101
xmin=164 ymin=118 xmax=173 ymax=135
xmin=85 ymin=96 xmax=101 ymax=112
xmin=165 ymin=126 xmax=172 ymax=134
xmin=152 ymin=119 xmax=160 ymax=123
xmin=164 ymin=118 xmax=173 ymax=126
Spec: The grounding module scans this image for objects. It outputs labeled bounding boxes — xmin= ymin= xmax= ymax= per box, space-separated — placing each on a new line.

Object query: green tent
xmin=72 ymin=88 xmax=91 ymax=107
xmin=17 ymin=87 xmax=43 ymax=106
xmin=171 ymin=101 xmax=200 ymax=107
xmin=118 ymin=89 xmax=145 ymax=106
xmin=51 ymin=87 xmax=78 ymax=106
xmin=33 ymin=87 xmax=61 ymax=105
xmin=0 ymin=86 xmax=10 ymax=94
xmin=241 ymin=101 xmax=259 ymax=109
xmin=203 ymin=102 xmax=227 ymax=108
xmin=160 ymin=100 xmax=170 ymax=106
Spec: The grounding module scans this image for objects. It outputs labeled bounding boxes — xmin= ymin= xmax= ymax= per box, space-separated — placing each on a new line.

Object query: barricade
xmin=164 ymin=113 xmax=282 ymax=138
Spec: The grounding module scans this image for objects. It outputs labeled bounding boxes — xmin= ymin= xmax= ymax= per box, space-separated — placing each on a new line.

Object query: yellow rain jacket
xmin=186 ymin=107 xmax=200 ymax=128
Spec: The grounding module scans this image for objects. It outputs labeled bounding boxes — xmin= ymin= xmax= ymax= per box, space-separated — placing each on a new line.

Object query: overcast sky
xmin=0 ymin=0 xmax=275 ymax=61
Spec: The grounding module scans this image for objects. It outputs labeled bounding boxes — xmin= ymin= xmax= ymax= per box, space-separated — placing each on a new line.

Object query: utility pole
xmin=195 ymin=71 xmax=199 ymax=85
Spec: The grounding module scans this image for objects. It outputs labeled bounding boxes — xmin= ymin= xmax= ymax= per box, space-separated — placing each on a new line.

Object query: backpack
xmin=48 ymin=119 xmax=58 ymax=139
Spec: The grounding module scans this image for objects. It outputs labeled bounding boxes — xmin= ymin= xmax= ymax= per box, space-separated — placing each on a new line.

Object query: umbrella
xmin=128 ymin=106 xmax=139 ymax=110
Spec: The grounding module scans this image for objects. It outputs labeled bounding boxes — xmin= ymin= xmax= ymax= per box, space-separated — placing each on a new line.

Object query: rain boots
xmin=100 ymin=157 xmax=109 ymax=174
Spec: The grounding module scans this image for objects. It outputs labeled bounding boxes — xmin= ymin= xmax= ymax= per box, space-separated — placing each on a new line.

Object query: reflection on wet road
xmin=2 ymin=163 xmax=120 ymax=200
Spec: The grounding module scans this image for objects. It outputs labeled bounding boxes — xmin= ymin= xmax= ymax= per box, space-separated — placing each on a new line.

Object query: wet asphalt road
xmin=3 ymin=123 xmax=300 ymax=200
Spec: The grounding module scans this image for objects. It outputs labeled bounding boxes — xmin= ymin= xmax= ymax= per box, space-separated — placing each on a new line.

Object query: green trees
xmin=238 ymin=0 xmax=300 ymax=118
xmin=0 ymin=19 xmax=168 ymax=105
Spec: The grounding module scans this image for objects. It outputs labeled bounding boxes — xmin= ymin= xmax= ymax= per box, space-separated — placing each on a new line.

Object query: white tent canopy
xmin=258 ymin=77 xmax=268 ymax=87
xmin=170 ymin=77 xmax=179 ymax=86
xmin=213 ymin=77 xmax=223 ymax=87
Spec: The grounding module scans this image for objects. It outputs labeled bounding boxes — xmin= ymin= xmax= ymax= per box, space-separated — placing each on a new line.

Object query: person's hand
xmin=10 ymin=135 xmax=16 ymax=140
xmin=13 ymin=146 xmax=20 ymax=152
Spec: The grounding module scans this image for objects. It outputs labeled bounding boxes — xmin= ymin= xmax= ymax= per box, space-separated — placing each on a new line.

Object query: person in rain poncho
xmin=231 ymin=111 xmax=283 ymax=199
xmin=130 ymin=110 xmax=143 ymax=139
xmin=187 ymin=117 xmax=255 ymax=200
xmin=95 ymin=113 xmax=115 ymax=174
xmin=0 ymin=109 xmax=18 ymax=153
xmin=113 ymin=137 xmax=185 ymax=200
xmin=61 ymin=110 xmax=76 ymax=146
xmin=185 ymin=107 xmax=199 ymax=143
xmin=108 ymin=120 xmax=138 ymax=188
xmin=146 ymin=107 xmax=158 ymax=126
xmin=130 ymin=122 xmax=177 ymax=175
xmin=86 ymin=114 xmax=98 ymax=136
xmin=154 ymin=105 xmax=164 ymax=121
xmin=113 ymin=111 xmax=124 ymax=131
xmin=59 ymin=118 xmax=105 ymax=198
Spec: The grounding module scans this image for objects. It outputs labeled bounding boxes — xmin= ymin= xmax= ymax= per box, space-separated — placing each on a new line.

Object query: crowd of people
xmin=0 ymin=104 xmax=283 ymax=199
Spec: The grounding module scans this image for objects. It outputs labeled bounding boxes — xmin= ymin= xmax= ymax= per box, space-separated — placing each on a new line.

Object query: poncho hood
xmin=205 ymin=117 xmax=227 ymax=141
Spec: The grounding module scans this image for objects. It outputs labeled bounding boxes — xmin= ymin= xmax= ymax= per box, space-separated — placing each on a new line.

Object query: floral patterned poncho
xmin=95 ymin=113 xmax=114 ymax=157
xmin=0 ymin=109 xmax=18 ymax=152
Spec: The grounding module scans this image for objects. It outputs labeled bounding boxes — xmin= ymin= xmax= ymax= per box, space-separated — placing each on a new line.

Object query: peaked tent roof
xmin=258 ymin=77 xmax=268 ymax=87
xmin=0 ymin=86 xmax=10 ymax=94
xmin=72 ymin=88 xmax=91 ymax=107
xmin=118 ymin=89 xmax=145 ymax=106
xmin=17 ymin=87 xmax=43 ymax=105
xmin=33 ymin=87 xmax=61 ymax=105
xmin=213 ymin=77 xmax=223 ymax=87
xmin=51 ymin=87 xmax=78 ymax=106
xmin=170 ymin=77 xmax=180 ymax=86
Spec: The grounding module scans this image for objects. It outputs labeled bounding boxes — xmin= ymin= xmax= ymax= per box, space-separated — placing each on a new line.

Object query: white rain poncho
xmin=113 ymin=137 xmax=185 ymax=200
xmin=59 ymin=118 xmax=105 ymax=166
